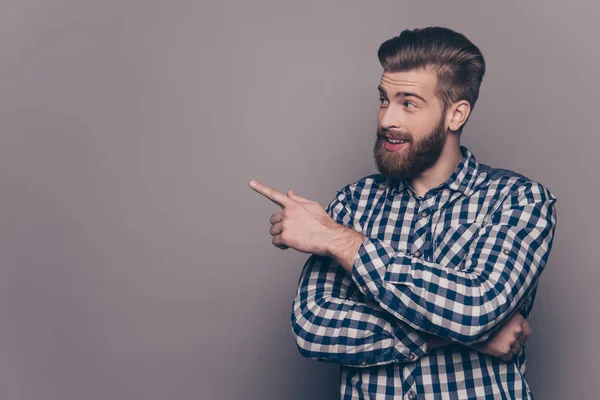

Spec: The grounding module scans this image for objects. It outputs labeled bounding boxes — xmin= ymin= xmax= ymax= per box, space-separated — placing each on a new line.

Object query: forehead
xmin=379 ymin=68 xmax=438 ymax=98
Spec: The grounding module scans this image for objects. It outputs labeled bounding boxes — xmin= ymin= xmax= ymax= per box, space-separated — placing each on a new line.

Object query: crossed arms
xmin=290 ymin=181 xmax=557 ymax=366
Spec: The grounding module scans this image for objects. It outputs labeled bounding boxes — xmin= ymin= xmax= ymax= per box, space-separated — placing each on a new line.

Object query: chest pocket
xmin=432 ymin=223 xmax=480 ymax=270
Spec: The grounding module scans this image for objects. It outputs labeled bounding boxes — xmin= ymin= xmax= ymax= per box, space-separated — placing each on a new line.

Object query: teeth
xmin=387 ymin=138 xmax=405 ymax=144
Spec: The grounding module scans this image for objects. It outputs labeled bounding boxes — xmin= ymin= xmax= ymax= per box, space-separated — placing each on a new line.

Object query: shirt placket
xmin=400 ymin=363 xmax=419 ymax=400
xmin=401 ymin=192 xmax=438 ymax=400
xmin=410 ymin=194 xmax=437 ymax=260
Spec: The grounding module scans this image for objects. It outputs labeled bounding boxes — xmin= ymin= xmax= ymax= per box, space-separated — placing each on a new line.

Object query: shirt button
xmin=407 ymin=391 xmax=416 ymax=399
xmin=420 ymin=210 xmax=428 ymax=218
xmin=408 ymin=352 xmax=416 ymax=361
xmin=413 ymin=249 xmax=421 ymax=258
xmin=360 ymin=360 xmax=367 ymax=366
xmin=503 ymin=248 xmax=511 ymax=255
xmin=361 ymin=285 xmax=368 ymax=293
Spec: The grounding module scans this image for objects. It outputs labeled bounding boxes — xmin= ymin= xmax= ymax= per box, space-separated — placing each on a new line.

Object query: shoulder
xmin=477 ymin=163 xmax=558 ymax=206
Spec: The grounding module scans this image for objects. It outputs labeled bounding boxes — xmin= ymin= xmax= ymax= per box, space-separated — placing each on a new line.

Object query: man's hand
xmin=470 ymin=312 xmax=532 ymax=361
xmin=426 ymin=312 xmax=532 ymax=361
xmin=248 ymin=180 xmax=338 ymax=256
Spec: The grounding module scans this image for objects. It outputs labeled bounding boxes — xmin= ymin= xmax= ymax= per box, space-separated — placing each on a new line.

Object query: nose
xmin=379 ymin=105 xmax=397 ymax=131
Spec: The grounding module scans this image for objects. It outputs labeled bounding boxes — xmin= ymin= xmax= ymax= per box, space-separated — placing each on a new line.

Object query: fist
xmin=472 ymin=312 xmax=532 ymax=361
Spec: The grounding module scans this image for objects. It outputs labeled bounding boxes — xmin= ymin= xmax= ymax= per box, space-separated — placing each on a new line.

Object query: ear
xmin=446 ymin=100 xmax=471 ymax=132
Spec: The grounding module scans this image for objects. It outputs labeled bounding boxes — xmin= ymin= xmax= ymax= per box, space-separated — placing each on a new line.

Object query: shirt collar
xmin=386 ymin=145 xmax=480 ymax=196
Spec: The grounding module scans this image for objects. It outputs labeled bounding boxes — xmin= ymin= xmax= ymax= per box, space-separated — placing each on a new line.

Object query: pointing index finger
xmin=249 ymin=180 xmax=294 ymax=208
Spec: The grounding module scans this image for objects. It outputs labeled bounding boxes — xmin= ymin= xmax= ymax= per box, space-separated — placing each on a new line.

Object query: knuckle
xmin=515 ymin=326 xmax=523 ymax=334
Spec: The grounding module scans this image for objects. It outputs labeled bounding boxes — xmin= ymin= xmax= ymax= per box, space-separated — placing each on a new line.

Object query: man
xmin=249 ymin=26 xmax=557 ymax=399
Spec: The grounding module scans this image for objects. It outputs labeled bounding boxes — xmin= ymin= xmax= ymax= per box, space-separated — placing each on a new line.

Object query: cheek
xmin=410 ymin=113 xmax=439 ymax=135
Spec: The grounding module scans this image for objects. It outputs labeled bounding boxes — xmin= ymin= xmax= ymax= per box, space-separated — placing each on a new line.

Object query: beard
xmin=373 ymin=112 xmax=448 ymax=181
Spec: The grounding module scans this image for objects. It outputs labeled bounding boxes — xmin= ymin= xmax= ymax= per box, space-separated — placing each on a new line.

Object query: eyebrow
xmin=378 ymin=85 xmax=428 ymax=104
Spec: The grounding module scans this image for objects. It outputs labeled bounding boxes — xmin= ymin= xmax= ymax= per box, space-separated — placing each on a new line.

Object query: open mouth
xmin=383 ymin=137 xmax=409 ymax=151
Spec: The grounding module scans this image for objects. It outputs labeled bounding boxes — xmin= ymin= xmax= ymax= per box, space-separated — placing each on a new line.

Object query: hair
xmin=378 ymin=26 xmax=486 ymax=132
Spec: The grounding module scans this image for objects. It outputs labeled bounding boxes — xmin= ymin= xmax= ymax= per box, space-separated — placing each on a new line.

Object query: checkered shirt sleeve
xmin=351 ymin=181 xmax=558 ymax=345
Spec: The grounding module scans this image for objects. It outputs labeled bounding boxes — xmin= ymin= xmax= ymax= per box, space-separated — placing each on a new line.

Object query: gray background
xmin=0 ymin=0 xmax=597 ymax=399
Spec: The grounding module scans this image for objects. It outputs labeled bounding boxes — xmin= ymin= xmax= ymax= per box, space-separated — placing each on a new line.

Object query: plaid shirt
xmin=291 ymin=146 xmax=557 ymax=399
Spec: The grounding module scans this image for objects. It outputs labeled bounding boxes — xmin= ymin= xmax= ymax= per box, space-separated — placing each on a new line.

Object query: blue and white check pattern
xmin=291 ymin=146 xmax=557 ymax=399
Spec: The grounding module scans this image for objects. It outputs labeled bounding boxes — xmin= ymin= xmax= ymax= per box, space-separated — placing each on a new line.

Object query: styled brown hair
xmin=378 ymin=26 xmax=485 ymax=131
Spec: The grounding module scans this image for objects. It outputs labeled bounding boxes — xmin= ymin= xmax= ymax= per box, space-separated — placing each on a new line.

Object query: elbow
xmin=290 ymin=318 xmax=323 ymax=360
xmin=290 ymin=306 xmax=317 ymax=358
xmin=295 ymin=340 xmax=318 ymax=360
xmin=290 ymin=301 xmax=339 ymax=361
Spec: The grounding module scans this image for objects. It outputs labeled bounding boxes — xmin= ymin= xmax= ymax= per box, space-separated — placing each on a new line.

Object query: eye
xmin=404 ymin=101 xmax=417 ymax=109
xmin=379 ymin=97 xmax=389 ymax=107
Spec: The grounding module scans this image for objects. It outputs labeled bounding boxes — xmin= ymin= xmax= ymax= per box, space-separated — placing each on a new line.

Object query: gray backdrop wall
xmin=0 ymin=1 xmax=597 ymax=399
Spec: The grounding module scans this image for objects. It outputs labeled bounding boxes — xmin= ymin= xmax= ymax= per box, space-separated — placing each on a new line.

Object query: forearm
xmin=328 ymin=189 xmax=556 ymax=345
xmin=349 ymin=236 xmax=546 ymax=344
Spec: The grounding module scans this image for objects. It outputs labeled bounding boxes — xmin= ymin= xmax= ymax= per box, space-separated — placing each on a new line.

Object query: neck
xmin=409 ymin=141 xmax=463 ymax=198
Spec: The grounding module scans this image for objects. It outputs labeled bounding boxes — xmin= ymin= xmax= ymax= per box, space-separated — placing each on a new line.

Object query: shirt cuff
xmin=351 ymin=237 xmax=413 ymax=301
xmin=394 ymin=326 xmax=429 ymax=362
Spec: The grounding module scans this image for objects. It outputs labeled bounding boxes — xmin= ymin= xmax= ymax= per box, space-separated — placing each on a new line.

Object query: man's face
xmin=374 ymin=68 xmax=448 ymax=181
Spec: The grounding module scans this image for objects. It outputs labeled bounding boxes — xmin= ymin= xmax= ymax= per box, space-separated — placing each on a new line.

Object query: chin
xmin=375 ymin=152 xmax=409 ymax=180
xmin=375 ymin=161 xmax=410 ymax=180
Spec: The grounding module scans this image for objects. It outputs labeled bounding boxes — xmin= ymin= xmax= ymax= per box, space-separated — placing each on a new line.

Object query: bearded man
xmin=249 ymin=26 xmax=557 ymax=399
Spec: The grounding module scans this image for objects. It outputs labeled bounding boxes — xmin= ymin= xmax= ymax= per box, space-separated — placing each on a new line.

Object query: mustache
xmin=377 ymin=129 xmax=412 ymax=141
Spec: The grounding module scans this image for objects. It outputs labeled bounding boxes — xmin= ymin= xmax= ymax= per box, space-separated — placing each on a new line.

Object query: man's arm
xmin=329 ymin=181 xmax=557 ymax=345
xmin=290 ymin=189 xmax=429 ymax=367
xmin=248 ymin=179 xmax=539 ymax=360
